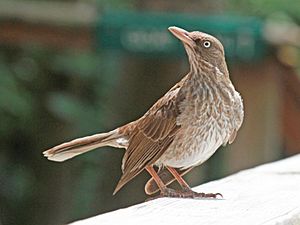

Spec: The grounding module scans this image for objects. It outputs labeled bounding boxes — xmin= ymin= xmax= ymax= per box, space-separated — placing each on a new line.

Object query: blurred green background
xmin=0 ymin=0 xmax=300 ymax=224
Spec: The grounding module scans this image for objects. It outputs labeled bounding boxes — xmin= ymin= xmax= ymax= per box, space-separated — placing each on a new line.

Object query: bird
xmin=43 ymin=26 xmax=244 ymax=199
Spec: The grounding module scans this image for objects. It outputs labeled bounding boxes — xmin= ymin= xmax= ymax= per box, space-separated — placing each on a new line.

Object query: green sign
xmin=96 ymin=11 xmax=266 ymax=61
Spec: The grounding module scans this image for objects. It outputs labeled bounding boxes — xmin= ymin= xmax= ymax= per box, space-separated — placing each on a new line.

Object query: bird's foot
xmin=164 ymin=187 xmax=223 ymax=199
xmin=146 ymin=188 xmax=222 ymax=201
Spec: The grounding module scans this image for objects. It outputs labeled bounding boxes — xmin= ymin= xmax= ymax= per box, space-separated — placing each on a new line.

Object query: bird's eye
xmin=203 ymin=40 xmax=211 ymax=48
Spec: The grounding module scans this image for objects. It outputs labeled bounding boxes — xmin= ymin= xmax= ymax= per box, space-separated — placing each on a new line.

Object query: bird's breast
xmin=156 ymin=79 xmax=243 ymax=169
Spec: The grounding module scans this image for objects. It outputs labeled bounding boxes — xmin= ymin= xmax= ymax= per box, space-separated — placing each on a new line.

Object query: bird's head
xmin=168 ymin=26 xmax=226 ymax=73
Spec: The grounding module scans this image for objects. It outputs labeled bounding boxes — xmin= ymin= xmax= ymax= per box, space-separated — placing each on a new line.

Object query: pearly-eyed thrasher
xmin=43 ymin=26 xmax=244 ymax=199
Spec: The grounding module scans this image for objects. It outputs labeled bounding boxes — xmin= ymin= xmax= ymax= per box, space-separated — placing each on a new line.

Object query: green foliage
xmin=0 ymin=44 xmax=119 ymax=225
xmin=0 ymin=55 xmax=33 ymax=127
xmin=229 ymin=0 xmax=300 ymax=20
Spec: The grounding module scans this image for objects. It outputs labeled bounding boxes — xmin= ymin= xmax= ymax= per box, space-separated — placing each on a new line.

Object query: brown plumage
xmin=43 ymin=26 xmax=244 ymax=199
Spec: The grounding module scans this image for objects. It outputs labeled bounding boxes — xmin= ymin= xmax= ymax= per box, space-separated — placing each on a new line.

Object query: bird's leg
xmin=166 ymin=166 xmax=223 ymax=199
xmin=166 ymin=166 xmax=190 ymax=189
xmin=145 ymin=166 xmax=179 ymax=199
xmin=146 ymin=165 xmax=221 ymax=199
xmin=145 ymin=165 xmax=166 ymax=191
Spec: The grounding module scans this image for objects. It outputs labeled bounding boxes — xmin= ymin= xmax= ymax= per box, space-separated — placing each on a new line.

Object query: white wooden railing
xmin=70 ymin=154 xmax=300 ymax=225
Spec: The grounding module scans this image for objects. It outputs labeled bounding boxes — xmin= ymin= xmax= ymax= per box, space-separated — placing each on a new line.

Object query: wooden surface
xmin=70 ymin=154 xmax=300 ymax=225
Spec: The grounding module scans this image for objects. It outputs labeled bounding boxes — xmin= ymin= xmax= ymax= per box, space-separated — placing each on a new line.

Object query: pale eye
xmin=203 ymin=40 xmax=211 ymax=48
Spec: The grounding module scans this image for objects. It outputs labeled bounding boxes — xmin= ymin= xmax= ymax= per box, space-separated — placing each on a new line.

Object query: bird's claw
xmin=146 ymin=187 xmax=223 ymax=201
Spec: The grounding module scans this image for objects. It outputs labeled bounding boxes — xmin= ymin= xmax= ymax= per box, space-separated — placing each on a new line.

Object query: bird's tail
xmin=43 ymin=129 xmax=126 ymax=162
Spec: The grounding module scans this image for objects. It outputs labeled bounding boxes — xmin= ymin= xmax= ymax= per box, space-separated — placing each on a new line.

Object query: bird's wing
xmin=114 ymin=80 xmax=186 ymax=194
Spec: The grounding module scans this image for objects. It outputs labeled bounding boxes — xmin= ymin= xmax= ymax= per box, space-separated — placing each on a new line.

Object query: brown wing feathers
xmin=113 ymin=85 xmax=184 ymax=194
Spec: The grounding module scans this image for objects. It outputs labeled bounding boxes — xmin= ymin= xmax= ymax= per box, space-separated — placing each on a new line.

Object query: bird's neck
xmin=189 ymin=58 xmax=230 ymax=82
xmin=186 ymin=59 xmax=238 ymax=108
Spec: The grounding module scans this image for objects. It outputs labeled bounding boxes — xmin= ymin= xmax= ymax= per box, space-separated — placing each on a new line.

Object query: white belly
xmin=156 ymin=118 xmax=227 ymax=169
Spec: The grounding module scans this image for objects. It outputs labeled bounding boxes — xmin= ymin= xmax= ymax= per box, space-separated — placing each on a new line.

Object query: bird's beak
xmin=168 ymin=26 xmax=194 ymax=47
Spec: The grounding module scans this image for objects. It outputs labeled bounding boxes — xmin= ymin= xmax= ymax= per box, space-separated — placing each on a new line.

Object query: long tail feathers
xmin=43 ymin=128 xmax=193 ymax=196
xmin=43 ymin=129 xmax=124 ymax=162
